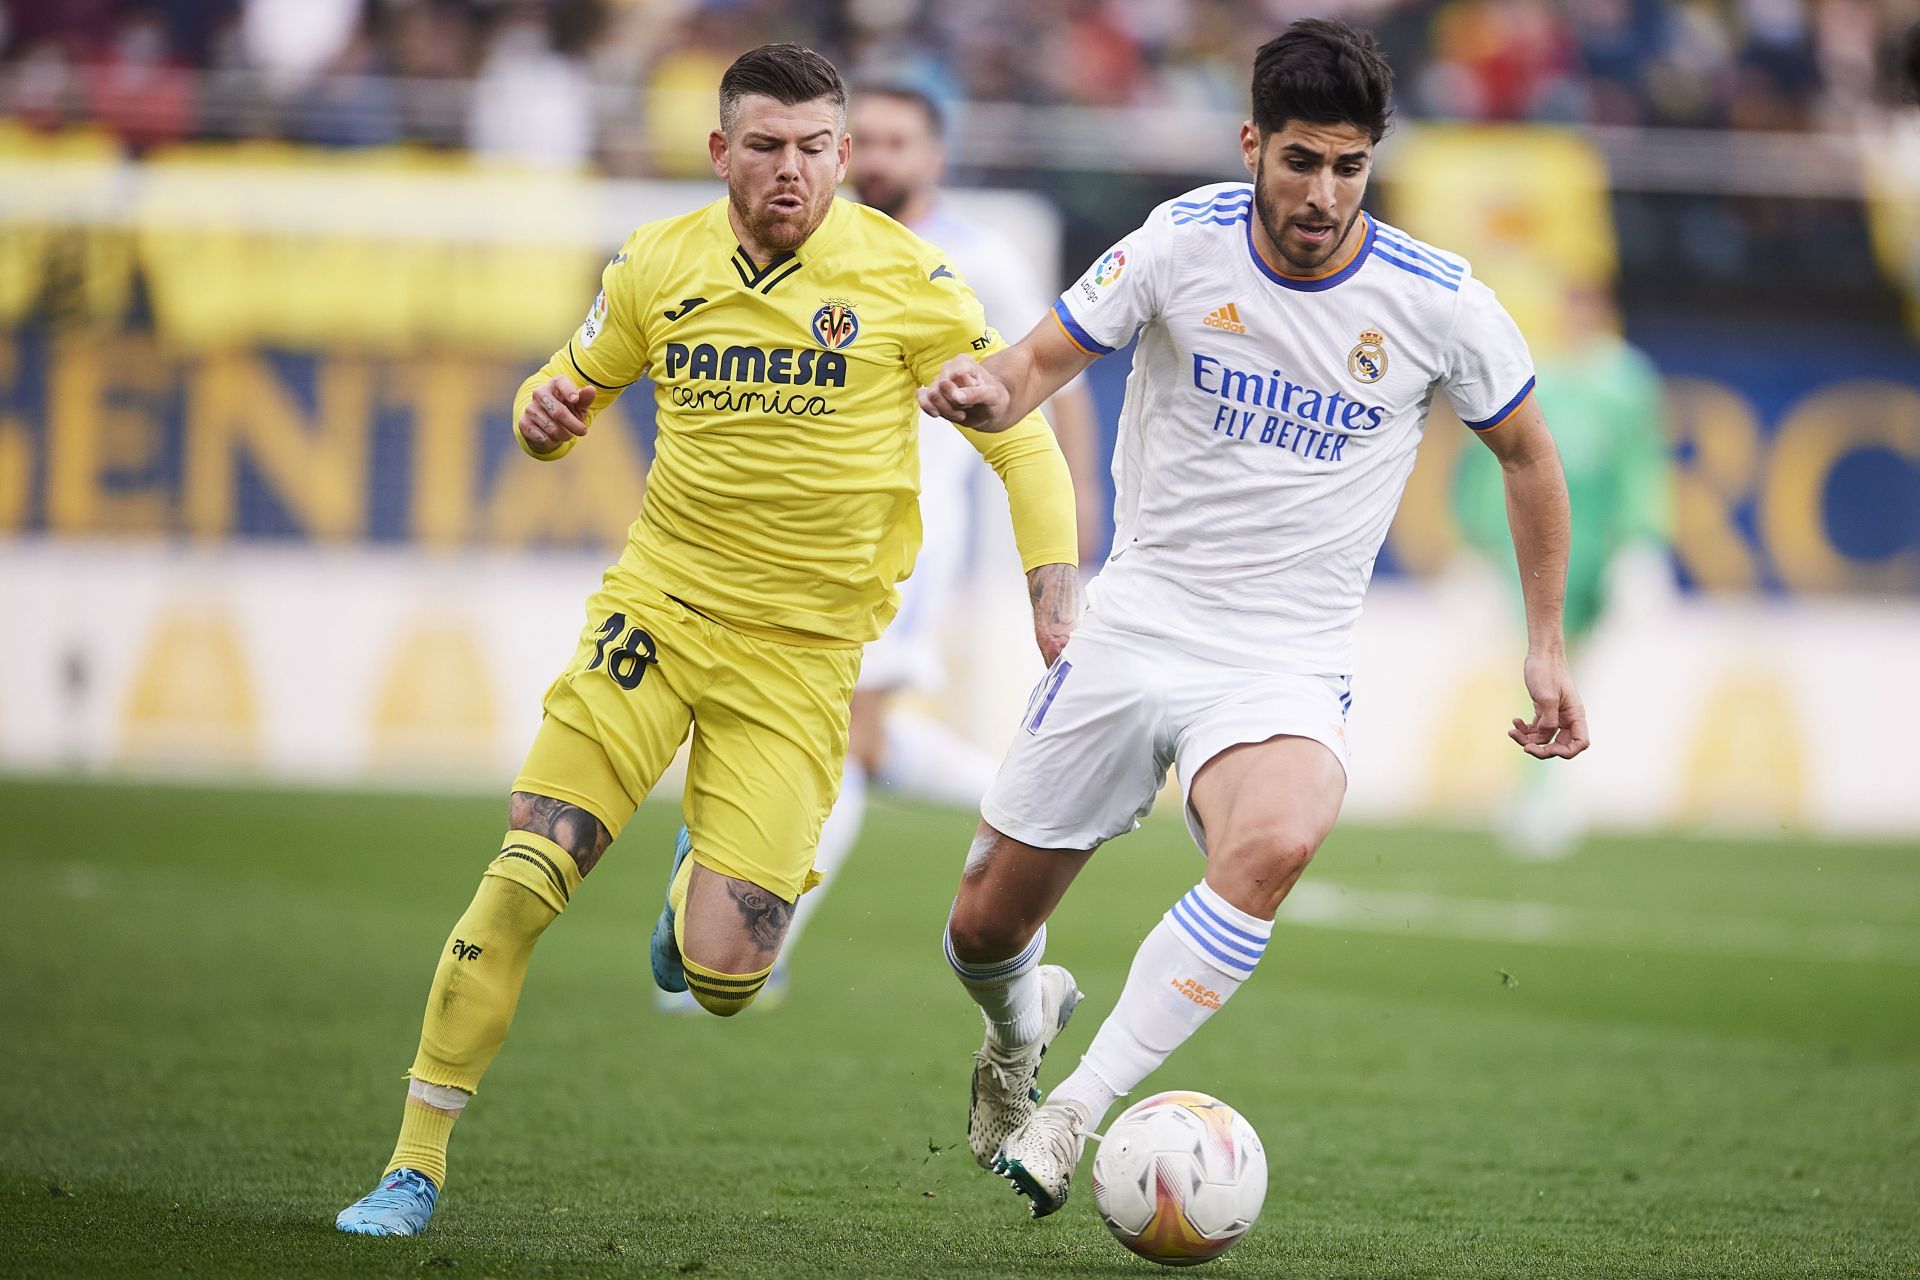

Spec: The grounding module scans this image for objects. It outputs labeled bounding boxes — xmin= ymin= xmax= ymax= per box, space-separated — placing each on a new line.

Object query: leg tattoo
xmin=726 ymin=880 xmax=794 ymax=953
xmin=508 ymin=792 xmax=612 ymax=876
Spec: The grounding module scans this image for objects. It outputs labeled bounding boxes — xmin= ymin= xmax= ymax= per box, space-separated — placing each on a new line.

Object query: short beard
xmin=729 ymin=186 xmax=822 ymax=256
xmin=1253 ymin=156 xmax=1361 ymax=273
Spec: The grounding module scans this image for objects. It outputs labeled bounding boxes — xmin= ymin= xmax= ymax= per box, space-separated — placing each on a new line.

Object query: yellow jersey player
xmin=336 ymin=44 xmax=1080 ymax=1237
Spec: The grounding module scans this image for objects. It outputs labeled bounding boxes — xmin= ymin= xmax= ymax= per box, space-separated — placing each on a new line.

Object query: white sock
xmin=408 ymin=1078 xmax=470 ymax=1115
xmin=945 ymin=922 xmax=1048 ymax=1053
xmin=879 ymin=710 xmax=1000 ymax=809
xmin=786 ymin=762 xmax=866 ymax=954
xmin=1049 ymin=880 xmax=1272 ymax=1126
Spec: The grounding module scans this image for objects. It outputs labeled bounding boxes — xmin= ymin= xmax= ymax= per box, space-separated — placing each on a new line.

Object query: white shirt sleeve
xmin=1441 ymin=276 xmax=1537 ymax=432
xmin=1052 ymin=206 xmax=1173 ymax=357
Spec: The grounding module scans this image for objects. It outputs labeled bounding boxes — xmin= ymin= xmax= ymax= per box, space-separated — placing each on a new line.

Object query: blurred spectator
xmin=1044 ymin=0 xmax=1150 ymax=107
xmin=468 ymin=2 xmax=594 ymax=168
xmin=391 ymin=1 xmax=478 ymax=148
xmin=239 ymin=0 xmax=362 ymax=92
xmin=291 ymin=25 xmax=399 ymax=147
xmin=641 ymin=4 xmax=747 ymax=178
xmin=82 ymin=8 xmax=199 ymax=150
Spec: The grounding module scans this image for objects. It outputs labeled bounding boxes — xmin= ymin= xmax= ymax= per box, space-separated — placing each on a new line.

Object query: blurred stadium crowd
xmin=3 ymin=0 xmax=1917 ymax=170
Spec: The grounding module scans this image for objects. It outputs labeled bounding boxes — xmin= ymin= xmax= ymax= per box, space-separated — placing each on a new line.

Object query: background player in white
xmin=760 ymin=84 xmax=1106 ymax=994
xmin=918 ymin=19 xmax=1592 ymax=1217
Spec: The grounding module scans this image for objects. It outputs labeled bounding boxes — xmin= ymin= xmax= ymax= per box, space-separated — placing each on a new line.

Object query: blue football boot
xmin=649 ymin=825 xmax=694 ymax=993
xmin=335 ymin=1168 xmax=438 ymax=1236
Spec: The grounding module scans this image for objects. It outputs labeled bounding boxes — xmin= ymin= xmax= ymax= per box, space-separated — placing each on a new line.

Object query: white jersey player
xmin=919 ymin=18 xmax=1590 ymax=1219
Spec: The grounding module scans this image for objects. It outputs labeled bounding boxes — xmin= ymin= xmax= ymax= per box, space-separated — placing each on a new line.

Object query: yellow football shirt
xmin=513 ymin=195 xmax=1076 ymax=646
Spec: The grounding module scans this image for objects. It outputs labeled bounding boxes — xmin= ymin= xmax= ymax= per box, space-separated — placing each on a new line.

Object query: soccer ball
xmin=1089 ymin=1091 xmax=1267 ymax=1267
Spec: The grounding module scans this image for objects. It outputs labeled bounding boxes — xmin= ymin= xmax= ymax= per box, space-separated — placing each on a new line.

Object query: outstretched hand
xmin=918 ymin=354 xmax=1012 ymax=432
xmin=1511 ymin=651 xmax=1591 ymax=759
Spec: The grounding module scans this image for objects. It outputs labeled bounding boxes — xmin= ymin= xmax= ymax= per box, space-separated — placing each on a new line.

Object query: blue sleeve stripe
xmin=1173 ymin=895 xmax=1266 ymax=962
xmin=1463 ymin=375 xmax=1537 ymax=431
xmin=1371 ymin=247 xmax=1462 ymax=292
xmin=1171 ymin=211 xmax=1250 ymax=227
xmin=1169 ymin=901 xmax=1260 ymax=973
xmin=1372 ymin=227 xmax=1464 ymax=278
xmin=1051 ymin=298 xmax=1115 ymax=356
xmin=1181 ymin=889 xmax=1269 ymax=949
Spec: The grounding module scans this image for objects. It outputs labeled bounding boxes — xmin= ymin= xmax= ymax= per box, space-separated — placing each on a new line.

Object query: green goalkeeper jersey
xmin=1450 ymin=333 xmax=1672 ymax=639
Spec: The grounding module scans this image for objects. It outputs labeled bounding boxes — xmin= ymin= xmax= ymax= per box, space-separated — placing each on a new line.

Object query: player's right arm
xmin=511 ymin=234 xmax=652 ymax=460
xmin=918 ymin=318 xmax=1095 ymax=434
xmin=922 ymin=210 xmax=1169 ymax=434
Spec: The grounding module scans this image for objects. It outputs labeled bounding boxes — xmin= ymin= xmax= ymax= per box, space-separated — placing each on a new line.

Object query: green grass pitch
xmin=3 ymin=778 xmax=1917 ymax=1278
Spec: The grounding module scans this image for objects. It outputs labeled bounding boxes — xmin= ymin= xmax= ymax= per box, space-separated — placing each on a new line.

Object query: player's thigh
xmin=945 ymin=822 xmax=1094 ymax=962
xmin=980 ymin=616 xmax=1169 ymax=854
xmin=681 ymin=631 xmax=862 ymax=907
xmin=514 ymin=584 xmax=701 ymax=844
xmin=1185 ymin=733 xmax=1347 ymax=918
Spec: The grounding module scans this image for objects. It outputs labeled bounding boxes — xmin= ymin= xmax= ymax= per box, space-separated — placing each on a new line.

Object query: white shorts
xmin=980 ymin=611 xmax=1352 ymax=852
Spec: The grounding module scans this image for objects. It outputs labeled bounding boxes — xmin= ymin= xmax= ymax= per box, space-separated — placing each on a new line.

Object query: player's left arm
xmin=1474 ymin=396 xmax=1591 ymax=760
xmin=962 ymin=409 xmax=1082 ymax=665
xmin=907 ymin=254 xmax=1082 ymax=663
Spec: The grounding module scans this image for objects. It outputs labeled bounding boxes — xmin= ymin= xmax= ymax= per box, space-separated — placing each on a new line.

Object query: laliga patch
xmin=811 ymin=299 xmax=860 ymax=350
xmin=1092 ymin=246 xmax=1127 ymax=287
xmin=581 ymin=289 xmax=609 ymax=349
xmin=1348 ymin=328 xmax=1387 ymax=383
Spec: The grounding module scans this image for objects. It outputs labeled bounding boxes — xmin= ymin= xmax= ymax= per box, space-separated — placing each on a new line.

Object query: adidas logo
xmin=1202 ymin=302 xmax=1246 ymax=334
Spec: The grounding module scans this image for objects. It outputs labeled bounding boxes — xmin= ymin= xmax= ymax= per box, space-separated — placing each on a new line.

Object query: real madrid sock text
xmin=1049 ymin=881 xmax=1271 ymax=1127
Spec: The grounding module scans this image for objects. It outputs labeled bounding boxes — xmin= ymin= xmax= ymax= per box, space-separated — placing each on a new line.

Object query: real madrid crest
xmin=1347 ymin=328 xmax=1387 ymax=384
xmin=811 ymin=298 xmax=860 ymax=350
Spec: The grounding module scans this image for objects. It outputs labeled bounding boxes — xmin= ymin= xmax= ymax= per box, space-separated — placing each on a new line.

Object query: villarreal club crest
xmin=811 ymin=299 xmax=860 ymax=350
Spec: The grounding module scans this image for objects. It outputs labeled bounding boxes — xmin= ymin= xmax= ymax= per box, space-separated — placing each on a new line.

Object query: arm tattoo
xmin=726 ymin=880 xmax=794 ymax=953
xmin=508 ymin=791 xmax=612 ymax=875
xmin=1027 ymin=562 xmax=1082 ymax=627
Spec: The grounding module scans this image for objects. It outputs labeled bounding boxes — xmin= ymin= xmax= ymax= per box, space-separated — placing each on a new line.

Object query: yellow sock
xmin=682 ymin=955 xmax=775 ymax=1017
xmin=391 ymin=831 xmax=584 ymax=1183
xmin=386 ymin=1091 xmax=460 ymax=1188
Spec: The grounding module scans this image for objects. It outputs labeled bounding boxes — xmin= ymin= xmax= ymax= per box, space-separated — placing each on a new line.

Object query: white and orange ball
xmin=1089 ymin=1091 xmax=1267 ymax=1267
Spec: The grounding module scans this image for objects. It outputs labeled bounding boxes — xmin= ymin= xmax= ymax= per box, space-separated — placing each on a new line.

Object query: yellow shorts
xmin=513 ymin=569 xmax=861 ymax=903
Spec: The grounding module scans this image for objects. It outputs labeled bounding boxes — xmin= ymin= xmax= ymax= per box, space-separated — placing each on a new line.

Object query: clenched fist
xmin=519 ymin=376 xmax=596 ymax=454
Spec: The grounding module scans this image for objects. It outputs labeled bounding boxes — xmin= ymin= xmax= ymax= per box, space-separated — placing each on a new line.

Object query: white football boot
xmin=992 ymin=1098 xmax=1095 ymax=1218
xmin=966 ymin=964 xmax=1084 ymax=1169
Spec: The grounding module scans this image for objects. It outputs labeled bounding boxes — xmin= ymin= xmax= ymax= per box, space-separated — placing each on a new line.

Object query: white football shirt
xmin=912 ymin=202 xmax=1059 ymax=520
xmin=1054 ymin=181 xmax=1536 ymax=675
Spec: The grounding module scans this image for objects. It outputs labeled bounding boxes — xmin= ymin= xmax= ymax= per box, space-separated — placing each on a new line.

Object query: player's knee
xmin=944 ymin=897 xmax=1031 ymax=964
xmin=506 ymin=791 xmax=611 ymax=876
xmin=1214 ymin=826 xmax=1321 ymax=915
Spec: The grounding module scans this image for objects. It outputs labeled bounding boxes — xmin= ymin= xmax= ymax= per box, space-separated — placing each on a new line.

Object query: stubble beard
xmin=730 ymin=183 xmax=828 ymax=257
xmin=1253 ymin=160 xmax=1362 ymax=274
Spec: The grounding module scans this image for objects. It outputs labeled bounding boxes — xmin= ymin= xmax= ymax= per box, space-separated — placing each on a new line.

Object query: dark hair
xmin=719 ymin=44 xmax=848 ymax=133
xmin=855 ymin=82 xmax=945 ymax=139
xmin=1250 ymin=19 xmax=1394 ymax=144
